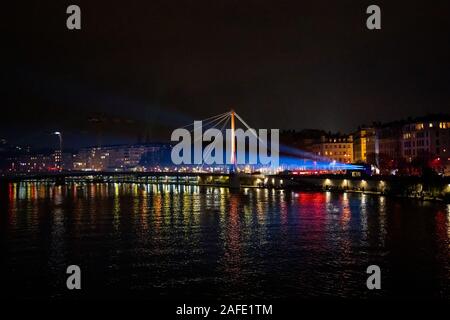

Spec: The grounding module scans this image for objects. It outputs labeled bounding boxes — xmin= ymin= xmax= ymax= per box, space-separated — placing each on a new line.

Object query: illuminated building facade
xmin=353 ymin=128 xmax=379 ymax=165
xmin=401 ymin=119 xmax=450 ymax=174
xmin=313 ymin=134 xmax=353 ymax=163
xmin=73 ymin=143 xmax=172 ymax=171
xmin=7 ymin=151 xmax=73 ymax=172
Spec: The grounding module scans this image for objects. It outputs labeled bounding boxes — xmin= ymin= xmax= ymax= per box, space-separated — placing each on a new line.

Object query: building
xmin=280 ymin=129 xmax=326 ymax=153
xmin=377 ymin=122 xmax=403 ymax=174
xmin=401 ymin=117 xmax=450 ymax=174
xmin=74 ymin=143 xmax=172 ymax=171
xmin=313 ymin=134 xmax=354 ymax=163
xmin=7 ymin=151 xmax=70 ymax=172
xmin=353 ymin=128 xmax=379 ymax=166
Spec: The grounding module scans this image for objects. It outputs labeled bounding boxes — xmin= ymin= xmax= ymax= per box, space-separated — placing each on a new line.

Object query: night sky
xmin=3 ymin=0 xmax=450 ymax=149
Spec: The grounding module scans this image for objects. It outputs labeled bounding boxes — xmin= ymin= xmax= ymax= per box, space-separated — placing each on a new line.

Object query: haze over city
xmin=4 ymin=1 xmax=450 ymax=149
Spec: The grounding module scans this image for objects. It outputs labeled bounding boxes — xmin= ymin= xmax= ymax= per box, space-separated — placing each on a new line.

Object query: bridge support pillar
xmin=229 ymin=173 xmax=241 ymax=190
xmin=55 ymin=176 xmax=66 ymax=186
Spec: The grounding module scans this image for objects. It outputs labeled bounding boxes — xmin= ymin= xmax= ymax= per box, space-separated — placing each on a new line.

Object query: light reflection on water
xmin=2 ymin=182 xmax=450 ymax=299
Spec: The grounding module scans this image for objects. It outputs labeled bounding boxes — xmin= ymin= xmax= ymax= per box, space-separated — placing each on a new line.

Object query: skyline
xmin=1 ymin=110 xmax=449 ymax=152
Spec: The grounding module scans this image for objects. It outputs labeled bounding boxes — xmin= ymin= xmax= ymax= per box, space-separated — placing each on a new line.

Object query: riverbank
xmin=2 ymin=172 xmax=450 ymax=203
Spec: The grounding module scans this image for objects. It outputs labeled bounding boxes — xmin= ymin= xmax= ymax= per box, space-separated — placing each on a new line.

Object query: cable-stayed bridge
xmin=2 ymin=109 xmax=365 ymax=189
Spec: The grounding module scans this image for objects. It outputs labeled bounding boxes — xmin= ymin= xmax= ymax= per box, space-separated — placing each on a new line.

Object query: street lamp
xmin=53 ymin=131 xmax=63 ymax=171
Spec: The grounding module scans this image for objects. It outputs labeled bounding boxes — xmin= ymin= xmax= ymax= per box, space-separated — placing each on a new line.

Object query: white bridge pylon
xmin=181 ymin=109 xmax=265 ymax=168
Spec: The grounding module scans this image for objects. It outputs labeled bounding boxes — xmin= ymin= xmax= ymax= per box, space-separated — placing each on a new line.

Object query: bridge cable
xmin=200 ymin=115 xmax=231 ymax=169
xmin=180 ymin=111 xmax=230 ymax=129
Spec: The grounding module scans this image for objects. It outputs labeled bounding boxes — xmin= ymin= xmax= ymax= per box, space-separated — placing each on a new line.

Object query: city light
xmin=2 ymin=2 xmax=450 ymax=304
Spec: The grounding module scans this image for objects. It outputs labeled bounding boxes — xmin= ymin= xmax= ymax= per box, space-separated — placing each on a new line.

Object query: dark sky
xmin=3 ymin=0 xmax=450 ymax=149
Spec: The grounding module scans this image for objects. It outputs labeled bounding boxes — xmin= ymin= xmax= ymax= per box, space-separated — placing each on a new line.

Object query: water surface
xmin=1 ymin=182 xmax=449 ymax=299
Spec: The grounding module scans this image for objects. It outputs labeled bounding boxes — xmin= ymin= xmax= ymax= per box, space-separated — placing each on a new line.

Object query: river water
xmin=1 ymin=182 xmax=449 ymax=299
